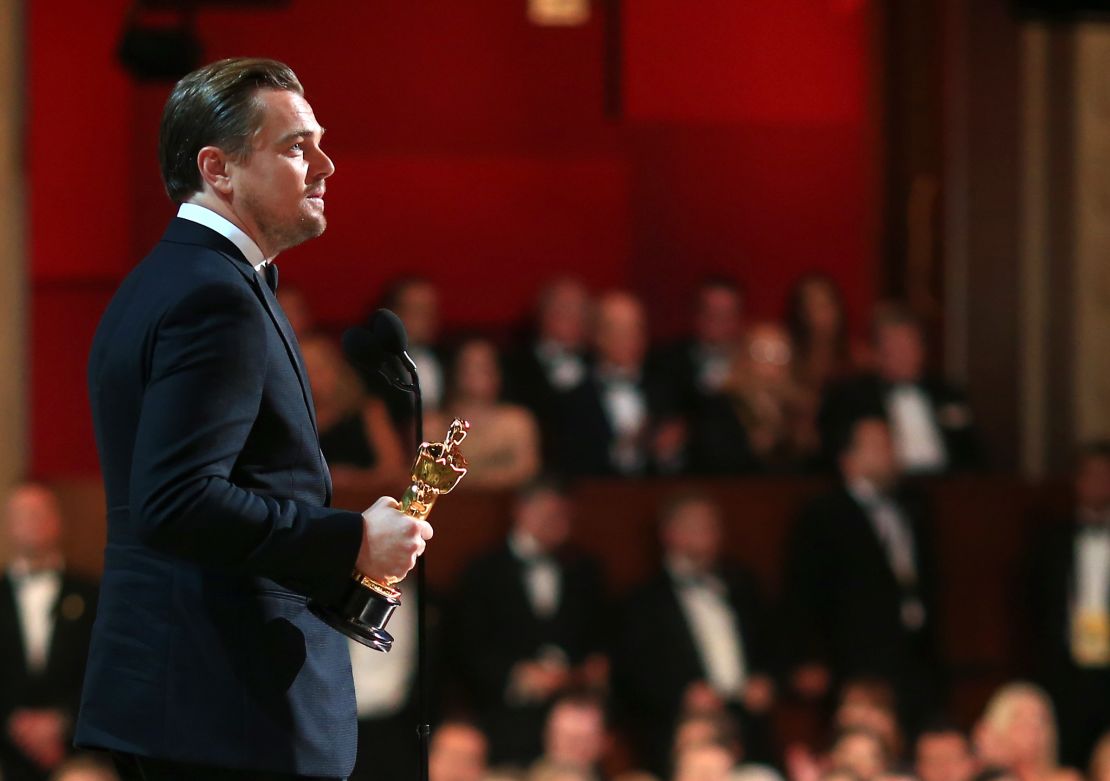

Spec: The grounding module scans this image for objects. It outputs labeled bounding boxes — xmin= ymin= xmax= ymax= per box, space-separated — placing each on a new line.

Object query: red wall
xmin=28 ymin=0 xmax=879 ymax=476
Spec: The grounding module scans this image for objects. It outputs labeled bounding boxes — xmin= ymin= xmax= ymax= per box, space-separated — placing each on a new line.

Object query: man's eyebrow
xmin=277 ymin=127 xmax=326 ymax=145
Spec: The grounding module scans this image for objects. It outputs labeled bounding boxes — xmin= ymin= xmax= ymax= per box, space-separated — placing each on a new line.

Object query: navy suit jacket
xmin=75 ymin=218 xmax=365 ymax=777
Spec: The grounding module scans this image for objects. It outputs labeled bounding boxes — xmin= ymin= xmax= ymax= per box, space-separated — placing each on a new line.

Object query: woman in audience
xmin=974 ymin=683 xmax=1082 ymax=781
xmin=431 ymin=336 xmax=541 ymax=489
xmin=784 ymin=273 xmax=864 ymax=393
xmin=301 ymin=337 xmax=407 ymax=490
xmin=1087 ymin=732 xmax=1110 ymax=781
xmin=688 ymin=322 xmax=818 ymax=473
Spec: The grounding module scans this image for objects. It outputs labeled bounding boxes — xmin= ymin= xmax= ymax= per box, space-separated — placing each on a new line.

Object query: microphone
xmin=342 ymin=309 xmax=413 ymax=392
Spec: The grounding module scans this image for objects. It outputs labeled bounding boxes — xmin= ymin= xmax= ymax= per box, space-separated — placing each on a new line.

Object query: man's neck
xmin=185 ymin=194 xmax=273 ymax=259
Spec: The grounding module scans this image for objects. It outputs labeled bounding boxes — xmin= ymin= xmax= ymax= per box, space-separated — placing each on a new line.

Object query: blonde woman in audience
xmin=432 ymin=336 xmax=541 ymax=489
xmin=301 ymin=337 xmax=407 ymax=490
xmin=974 ymin=682 xmax=1082 ymax=781
xmin=1088 ymin=732 xmax=1110 ymax=781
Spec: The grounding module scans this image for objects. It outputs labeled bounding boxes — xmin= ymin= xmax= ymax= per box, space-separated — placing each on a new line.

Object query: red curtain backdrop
xmin=28 ymin=0 xmax=879 ymax=476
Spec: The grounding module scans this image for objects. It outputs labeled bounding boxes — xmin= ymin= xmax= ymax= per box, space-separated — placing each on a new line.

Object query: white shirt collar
xmin=177 ymin=202 xmax=270 ymax=271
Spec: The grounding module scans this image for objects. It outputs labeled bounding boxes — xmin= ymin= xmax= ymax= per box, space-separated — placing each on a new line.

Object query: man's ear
xmin=196 ymin=146 xmax=233 ymax=196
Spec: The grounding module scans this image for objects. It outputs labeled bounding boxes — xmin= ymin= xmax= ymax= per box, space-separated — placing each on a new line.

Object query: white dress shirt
xmin=509 ymin=531 xmax=561 ymax=620
xmin=886 ymin=384 xmax=948 ymax=473
xmin=1075 ymin=515 xmax=1110 ymax=614
xmin=667 ymin=557 xmax=749 ymax=700
xmin=535 ymin=340 xmax=586 ymax=392
xmin=177 ymin=202 xmax=270 ymax=273
xmin=597 ymin=366 xmax=648 ymax=474
xmin=8 ymin=564 xmax=63 ymax=674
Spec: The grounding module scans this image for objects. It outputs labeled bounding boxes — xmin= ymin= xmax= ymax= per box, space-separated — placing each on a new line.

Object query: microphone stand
xmin=400 ymin=351 xmax=430 ymax=781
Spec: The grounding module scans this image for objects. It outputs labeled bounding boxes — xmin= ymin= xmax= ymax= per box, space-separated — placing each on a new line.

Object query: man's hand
xmin=356 ymin=496 xmax=433 ymax=583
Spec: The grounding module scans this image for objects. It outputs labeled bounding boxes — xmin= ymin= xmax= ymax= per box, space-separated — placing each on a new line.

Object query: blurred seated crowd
xmin=3 ymin=273 xmax=1109 ymax=781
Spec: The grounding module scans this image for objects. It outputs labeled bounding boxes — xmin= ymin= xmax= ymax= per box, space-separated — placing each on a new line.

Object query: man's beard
xmin=245 ymin=194 xmax=326 ymax=254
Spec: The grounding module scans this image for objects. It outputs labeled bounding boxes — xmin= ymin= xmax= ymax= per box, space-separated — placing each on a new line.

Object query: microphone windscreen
xmin=372 ymin=309 xmax=409 ymax=356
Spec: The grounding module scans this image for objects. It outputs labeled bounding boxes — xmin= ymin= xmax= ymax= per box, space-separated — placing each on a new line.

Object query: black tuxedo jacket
xmin=818 ymin=373 xmax=982 ymax=472
xmin=503 ymin=342 xmax=590 ymax=463
xmin=0 ymin=571 xmax=97 ymax=779
xmin=783 ymin=486 xmax=939 ymax=681
xmin=76 ymin=218 xmax=365 ymax=777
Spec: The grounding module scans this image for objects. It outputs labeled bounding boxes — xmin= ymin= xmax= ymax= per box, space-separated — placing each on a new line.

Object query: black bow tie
xmin=263 ymin=263 xmax=279 ymax=293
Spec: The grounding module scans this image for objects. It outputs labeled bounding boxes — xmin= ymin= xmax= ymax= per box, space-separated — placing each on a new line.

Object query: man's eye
xmin=290 ymin=143 xmax=303 ymax=152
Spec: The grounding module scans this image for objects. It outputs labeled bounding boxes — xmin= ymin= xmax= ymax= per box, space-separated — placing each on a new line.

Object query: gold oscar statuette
xmin=308 ymin=418 xmax=470 ymax=652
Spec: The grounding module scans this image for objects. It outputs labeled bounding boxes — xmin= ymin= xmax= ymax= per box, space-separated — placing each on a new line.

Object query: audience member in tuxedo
xmin=504 ymin=278 xmax=594 ymax=457
xmin=527 ymin=694 xmax=607 ymax=781
xmin=452 ymin=480 xmax=607 ymax=766
xmin=47 ymin=754 xmax=118 ymax=781
xmin=428 ymin=336 xmax=541 ymax=490
xmin=302 ymin=337 xmax=407 ymax=491
xmin=613 ymin=495 xmax=776 ymax=777
xmin=784 ymin=416 xmax=940 ymax=734
xmin=688 ymin=322 xmax=819 ymax=475
xmin=1089 ymin=732 xmax=1110 ymax=781
xmin=0 ymin=486 xmax=97 ymax=781
xmin=1030 ymin=442 xmax=1110 ymax=768
xmin=785 ymin=274 xmax=864 ymax=394
xmin=973 ymin=683 xmax=1081 ymax=781
xmin=915 ymin=723 xmax=976 ymax=781
xmin=428 ymin=721 xmax=489 ymax=781
xmin=370 ymin=275 xmax=446 ymax=433
xmin=818 ymin=303 xmax=980 ymax=474
xmin=650 ymin=276 xmax=746 ymax=466
xmin=549 ymin=292 xmax=666 ymax=476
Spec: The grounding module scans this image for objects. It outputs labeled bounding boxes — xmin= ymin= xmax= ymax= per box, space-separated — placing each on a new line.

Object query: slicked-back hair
xmin=159 ymin=57 xmax=303 ymax=203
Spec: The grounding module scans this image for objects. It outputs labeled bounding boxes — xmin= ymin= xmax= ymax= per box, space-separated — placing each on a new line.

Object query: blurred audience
xmin=785 ymin=274 xmax=862 ymax=393
xmin=828 ymin=728 xmax=890 ymax=781
xmin=429 ymin=721 xmax=489 ymax=781
xmin=1089 ymin=732 xmax=1110 ymax=781
xmin=974 ymin=682 xmax=1081 ymax=781
xmin=834 ymin=679 xmax=905 ymax=765
xmin=431 ymin=336 xmax=541 ymax=489
xmin=550 ymin=291 xmax=665 ymax=476
xmin=915 ymin=723 xmax=976 ymax=781
xmin=614 ymin=495 xmax=775 ymax=776
xmin=373 ymin=276 xmax=446 ymax=430
xmin=505 ymin=278 xmax=594 ymax=460
xmin=784 ymin=416 xmax=939 ymax=732
xmin=0 ymin=486 xmax=98 ymax=781
xmin=46 ymin=755 xmax=118 ymax=781
xmin=275 ymin=283 xmax=317 ymax=340
xmin=819 ymin=303 xmax=980 ymax=474
xmin=1030 ymin=442 xmax=1110 ymax=767
xmin=527 ymin=694 xmax=608 ymax=781
xmin=301 ymin=337 xmax=407 ymax=490
xmin=687 ymin=322 xmax=818 ymax=474
xmin=453 ymin=479 xmax=606 ymax=765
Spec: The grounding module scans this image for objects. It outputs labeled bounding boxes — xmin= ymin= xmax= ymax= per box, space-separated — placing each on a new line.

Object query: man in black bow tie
xmin=0 ymin=485 xmax=97 ymax=781
xmin=1031 ymin=441 xmax=1110 ymax=767
xmin=77 ymin=58 xmax=432 ymax=780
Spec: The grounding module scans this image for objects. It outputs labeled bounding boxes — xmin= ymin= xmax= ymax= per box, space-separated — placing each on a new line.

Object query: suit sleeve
xmin=127 ymin=280 xmax=363 ymax=595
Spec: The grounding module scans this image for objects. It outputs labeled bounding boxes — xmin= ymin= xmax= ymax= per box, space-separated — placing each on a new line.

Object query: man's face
xmin=662 ymin=500 xmax=723 ymax=572
xmin=831 ymin=733 xmax=887 ymax=781
xmin=540 ymin=281 xmax=592 ymax=349
xmin=915 ymin=732 xmax=974 ymax=781
xmin=514 ymin=490 xmax=572 ymax=553
xmin=673 ymin=743 xmax=735 ymax=781
xmin=544 ymin=703 xmax=605 ymax=769
xmin=875 ymin=324 xmax=925 ymax=384
xmin=227 ymin=88 xmax=334 ymax=257
xmin=695 ymin=286 xmax=742 ymax=347
xmin=842 ymin=419 xmax=899 ymax=490
xmin=396 ymin=282 xmax=440 ymax=347
xmin=1076 ymin=455 xmax=1110 ymax=514
xmin=595 ymin=294 xmax=647 ymax=371
xmin=6 ymin=486 xmax=63 ymax=559
xmin=429 ymin=725 xmax=487 ymax=781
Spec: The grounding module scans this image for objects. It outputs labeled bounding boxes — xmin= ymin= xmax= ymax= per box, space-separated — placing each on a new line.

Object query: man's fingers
xmin=416 ymin=520 xmax=434 ymax=541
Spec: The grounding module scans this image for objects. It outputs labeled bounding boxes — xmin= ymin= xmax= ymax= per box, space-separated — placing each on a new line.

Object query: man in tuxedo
xmin=819 ymin=303 xmax=980 ymax=474
xmin=452 ymin=479 xmax=606 ymax=765
xmin=76 ymin=58 xmax=433 ymax=780
xmin=549 ymin=291 xmax=665 ymax=476
xmin=1030 ymin=441 xmax=1110 ymax=767
xmin=0 ymin=485 xmax=97 ymax=781
xmin=784 ymin=416 xmax=940 ymax=732
xmin=613 ymin=495 xmax=776 ymax=776
xmin=504 ymin=277 xmax=593 ymax=460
